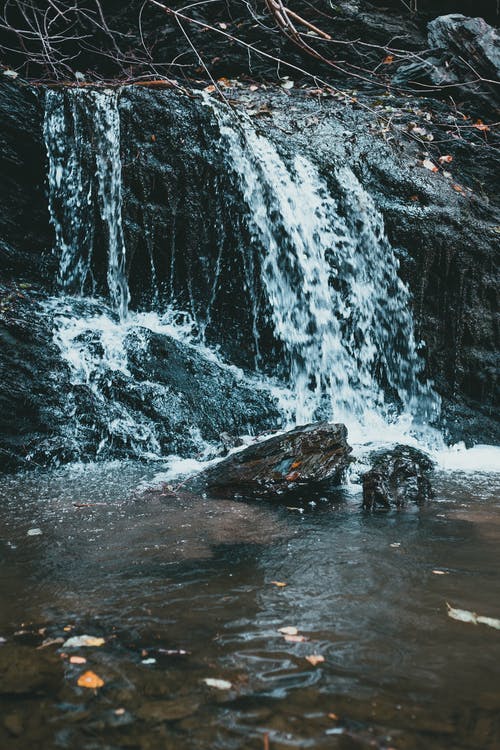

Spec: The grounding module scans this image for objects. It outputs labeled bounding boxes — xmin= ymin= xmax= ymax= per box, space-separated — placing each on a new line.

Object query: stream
xmin=0 ymin=462 xmax=500 ymax=749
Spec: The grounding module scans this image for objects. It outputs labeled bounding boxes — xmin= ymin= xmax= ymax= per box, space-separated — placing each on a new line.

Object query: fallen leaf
xmin=278 ymin=626 xmax=298 ymax=635
xmin=217 ymin=77 xmax=231 ymax=87
xmin=473 ymin=119 xmax=490 ymax=132
xmin=285 ymin=471 xmax=300 ymax=481
xmin=27 ymin=528 xmax=42 ymax=536
xmin=305 ymin=654 xmax=325 ymax=666
xmin=284 ymin=634 xmax=307 ymax=643
xmin=77 ymin=670 xmax=104 ymax=689
xmin=37 ymin=637 xmax=64 ymax=650
xmin=249 ymin=84 xmax=258 ymax=91
xmin=409 ymin=195 xmax=419 ymax=201
xmin=203 ymin=678 xmax=232 ymax=690
xmin=447 ymin=603 xmax=500 ymax=630
xmin=382 ymin=55 xmax=394 ymax=64
xmin=218 ymin=22 xmax=228 ymax=29
xmin=69 ymin=655 xmax=87 ymax=664
xmin=270 ymin=581 xmax=287 ymax=587
xmin=203 ymin=84 xmax=216 ymax=93
xmin=432 ymin=569 xmax=448 ymax=575
xmin=422 ymin=158 xmax=438 ymax=173
xmin=281 ymin=79 xmax=294 ymax=90
xmin=114 ymin=708 xmax=125 ymax=716
xmin=63 ymin=635 xmax=105 ymax=648
xmin=151 ymin=134 xmax=156 ymax=142
xmin=452 ymin=184 xmax=464 ymax=193
xmin=438 ymin=155 xmax=453 ymax=164
xmin=328 ymin=713 xmax=339 ymax=720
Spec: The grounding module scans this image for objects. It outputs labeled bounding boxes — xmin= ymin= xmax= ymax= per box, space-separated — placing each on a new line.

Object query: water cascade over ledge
xmin=41 ymin=87 xmax=442 ymax=461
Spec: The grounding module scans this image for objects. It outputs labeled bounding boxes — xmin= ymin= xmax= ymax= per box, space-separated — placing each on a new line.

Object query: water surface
xmin=0 ymin=462 xmax=499 ymax=749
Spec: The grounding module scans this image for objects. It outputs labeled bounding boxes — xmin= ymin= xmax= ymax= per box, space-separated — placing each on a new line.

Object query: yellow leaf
xmin=270 ymin=581 xmax=287 ymax=587
xmin=77 ymin=670 xmax=104 ymax=689
xmin=382 ymin=55 xmax=394 ymax=64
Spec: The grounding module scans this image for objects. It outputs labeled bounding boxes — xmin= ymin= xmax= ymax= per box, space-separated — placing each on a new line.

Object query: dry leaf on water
xmin=69 ymin=656 xmax=87 ymax=664
xmin=63 ymin=635 xmax=105 ymax=648
xmin=77 ymin=671 xmax=104 ymax=689
xmin=447 ymin=603 xmax=500 ymax=630
xmin=284 ymin=634 xmax=307 ymax=643
xmin=270 ymin=581 xmax=287 ymax=587
xmin=305 ymin=654 xmax=325 ymax=666
xmin=203 ymin=678 xmax=232 ymax=690
xmin=278 ymin=626 xmax=298 ymax=635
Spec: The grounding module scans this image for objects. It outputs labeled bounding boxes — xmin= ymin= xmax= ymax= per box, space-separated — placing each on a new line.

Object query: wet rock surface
xmin=362 ymin=445 xmax=435 ymax=510
xmin=1 ymin=13 xmax=500 ymax=466
xmin=0 ymin=282 xmax=280 ymax=471
xmin=188 ymin=422 xmax=352 ymax=499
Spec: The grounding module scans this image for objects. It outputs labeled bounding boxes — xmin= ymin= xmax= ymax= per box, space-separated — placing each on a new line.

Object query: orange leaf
xmin=452 ymin=183 xmax=464 ymax=193
xmin=328 ymin=712 xmax=339 ymax=720
xmin=382 ymin=55 xmax=394 ymax=64
xmin=473 ymin=119 xmax=490 ymax=132
xmin=77 ymin=670 xmax=104 ymax=689
xmin=203 ymin=84 xmax=216 ymax=93
xmin=305 ymin=654 xmax=325 ymax=666
xmin=285 ymin=471 xmax=300 ymax=481
xmin=438 ymin=155 xmax=453 ymax=164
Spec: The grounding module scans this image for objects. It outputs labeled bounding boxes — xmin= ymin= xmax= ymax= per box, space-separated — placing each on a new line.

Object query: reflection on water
xmin=0 ymin=461 xmax=499 ymax=749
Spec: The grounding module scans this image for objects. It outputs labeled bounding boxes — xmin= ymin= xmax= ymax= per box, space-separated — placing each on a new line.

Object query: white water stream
xmin=41 ymin=88 xmax=498 ymax=473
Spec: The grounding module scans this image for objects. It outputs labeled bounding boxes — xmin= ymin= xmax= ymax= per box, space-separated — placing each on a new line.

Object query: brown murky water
xmin=0 ymin=461 xmax=499 ymax=750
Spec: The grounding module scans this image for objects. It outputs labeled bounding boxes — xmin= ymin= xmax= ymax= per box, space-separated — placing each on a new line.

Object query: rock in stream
xmin=188 ymin=422 xmax=352 ymax=500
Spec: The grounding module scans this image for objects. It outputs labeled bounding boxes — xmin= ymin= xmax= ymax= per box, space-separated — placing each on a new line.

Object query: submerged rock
xmin=188 ymin=422 xmax=352 ymax=500
xmin=362 ymin=445 xmax=435 ymax=510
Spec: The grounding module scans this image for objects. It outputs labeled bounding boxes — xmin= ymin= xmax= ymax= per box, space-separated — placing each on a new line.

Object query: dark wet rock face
xmin=362 ymin=445 xmax=435 ymax=510
xmin=189 ymin=423 xmax=352 ymax=500
xmin=0 ymin=283 xmax=280 ymax=471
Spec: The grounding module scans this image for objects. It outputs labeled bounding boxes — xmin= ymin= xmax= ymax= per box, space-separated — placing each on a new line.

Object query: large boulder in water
xmin=362 ymin=445 xmax=435 ymax=510
xmin=188 ymin=422 xmax=352 ymax=499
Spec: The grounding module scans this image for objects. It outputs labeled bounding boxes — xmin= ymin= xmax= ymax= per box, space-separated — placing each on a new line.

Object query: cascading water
xmin=42 ymin=86 xmax=441 ymax=462
xmin=44 ymin=88 xmax=129 ymax=320
xmin=207 ymin=99 xmax=440 ymax=439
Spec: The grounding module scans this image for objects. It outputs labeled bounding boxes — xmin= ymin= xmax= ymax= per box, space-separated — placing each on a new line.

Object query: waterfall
xmin=207 ymin=99 xmax=440 ymax=436
xmin=41 ymin=87 xmax=440 ymax=460
xmin=44 ymin=88 xmax=130 ymax=320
